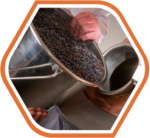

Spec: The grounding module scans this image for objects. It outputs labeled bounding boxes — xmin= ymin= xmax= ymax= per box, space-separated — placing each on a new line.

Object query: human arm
xmin=66 ymin=8 xmax=110 ymax=45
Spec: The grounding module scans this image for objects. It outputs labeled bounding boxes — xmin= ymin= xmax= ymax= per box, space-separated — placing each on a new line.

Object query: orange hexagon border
xmin=1 ymin=1 xmax=149 ymax=137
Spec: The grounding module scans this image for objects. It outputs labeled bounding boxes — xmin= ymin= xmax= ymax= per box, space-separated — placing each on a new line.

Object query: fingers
xmin=28 ymin=107 xmax=48 ymax=123
xmin=73 ymin=17 xmax=98 ymax=37
xmin=77 ymin=23 xmax=101 ymax=43
xmin=79 ymin=23 xmax=100 ymax=37
xmin=28 ymin=107 xmax=35 ymax=111
xmin=81 ymin=32 xmax=100 ymax=44
xmin=41 ymin=109 xmax=46 ymax=112
xmin=70 ymin=11 xmax=93 ymax=32
xmin=33 ymin=111 xmax=42 ymax=122
xmin=70 ymin=11 xmax=101 ymax=43
xmin=28 ymin=107 xmax=35 ymax=116
xmin=29 ymin=110 xmax=35 ymax=116
xmin=37 ymin=112 xmax=48 ymax=124
xmin=35 ymin=107 xmax=41 ymax=112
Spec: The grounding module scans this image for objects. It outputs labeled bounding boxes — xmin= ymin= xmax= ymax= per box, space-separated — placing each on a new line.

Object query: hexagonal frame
xmin=1 ymin=0 xmax=150 ymax=137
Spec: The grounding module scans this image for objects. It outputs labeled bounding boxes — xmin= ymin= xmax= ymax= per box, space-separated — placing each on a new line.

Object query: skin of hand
xmin=28 ymin=107 xmax=48 ymax=124
xmin=70 ymin=11 xmax=101 ymax=44
xmin=121 ymin=38 xmax=130 ymax=44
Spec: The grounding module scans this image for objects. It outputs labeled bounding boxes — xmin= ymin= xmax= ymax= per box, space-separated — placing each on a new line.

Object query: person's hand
xmin=121 ymin=38 xmax=130 ymax=44
xmin=28 ymin=107 xmax=48 ymax=124
xmin=70 ymin=11 xmax=101 ymax=44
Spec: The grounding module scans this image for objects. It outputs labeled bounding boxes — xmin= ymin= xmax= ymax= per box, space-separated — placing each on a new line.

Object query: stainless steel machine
xmin=9 ymin=8 xmax=140 ymax=130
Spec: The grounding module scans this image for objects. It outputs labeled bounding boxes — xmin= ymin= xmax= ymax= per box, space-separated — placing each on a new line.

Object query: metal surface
xmin=98 ymin=44 xmax=139 ymax=95
xmin=55 ymin=43 xmax=138 ymax=130
xmin=84 ymin=87 xmax=132 ymax=116
xmin=29 ymin=10 xmax=107 ymax=86
xmin=10 ymin=63 xmax=62 ymax=80
xmin=10 ymin=69 xmax=60 ymax=80
xmin=56 ymin=92 xmax=117 ymax=130
xmin=48 ymin=8 xmax=74 ymax=33
xmin=9 ymin=63 xmax=52 ymax=72
xmin=19 ymin=73 xmax=81 ymax=109
xmin=132 ymin=65 xmax=142 ymax=84
xmin=10 ymin=8 xmax=106 ymax=86
xmin=9 ymin=8 xmax=106 ymax=108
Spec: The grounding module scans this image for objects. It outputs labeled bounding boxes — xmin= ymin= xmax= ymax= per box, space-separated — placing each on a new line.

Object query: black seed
xmin=32 ymin=8 xmax=105 ymax=83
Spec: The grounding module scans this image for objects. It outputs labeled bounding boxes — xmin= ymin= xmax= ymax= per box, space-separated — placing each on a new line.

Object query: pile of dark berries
xmin=32 ymin=8 xmax=104 ymax=83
